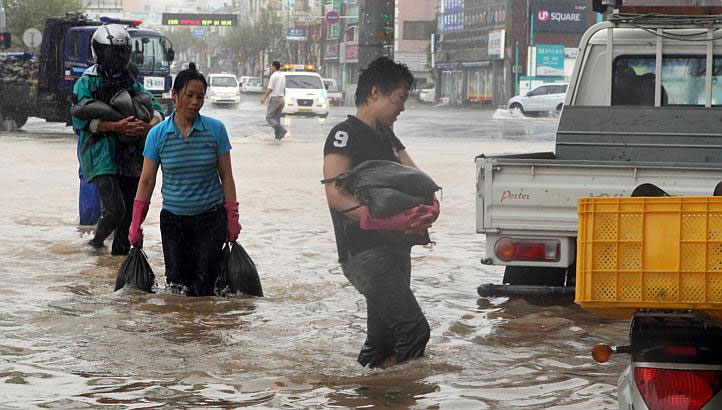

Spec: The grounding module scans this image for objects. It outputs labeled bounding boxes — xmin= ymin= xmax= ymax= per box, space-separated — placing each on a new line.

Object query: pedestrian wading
xmin=128 ymin=63 xmax=242 ymax=297
xmin=322 ymin=57 xmax=441 ymax=368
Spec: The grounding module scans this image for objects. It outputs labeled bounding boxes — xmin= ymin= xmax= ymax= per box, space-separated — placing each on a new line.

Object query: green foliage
xmin=221 ymin=8 xmax=285 ymax=66
xmin=5 ymin=0 xmax=84 ymax=49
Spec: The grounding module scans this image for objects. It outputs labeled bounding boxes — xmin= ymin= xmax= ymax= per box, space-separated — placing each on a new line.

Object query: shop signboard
xmin=488 ymin=29 xmax=504 ymax=59
xmin=162 ymin=13 xmax=237 ymax=26
xmin=536 ymin=44 xmax=565 ymax=76
xmin=532 ymin=1 xmax=588 ymax=33
xmin=287 ymin=28 xmax=307 ymax=41
xmin=330 ymin=0 xmax=341 ymax=39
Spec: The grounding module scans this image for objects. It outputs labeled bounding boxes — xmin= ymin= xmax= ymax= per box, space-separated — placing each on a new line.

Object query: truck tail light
xmin=494 ymin=238 xmax=560 ymax=262
xmin=634 ymin=367 xmax=722 ymax=410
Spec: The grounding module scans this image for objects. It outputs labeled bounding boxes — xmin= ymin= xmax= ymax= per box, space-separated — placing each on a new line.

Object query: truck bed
xmin=476 ymin=152 xmax=722 ymax=236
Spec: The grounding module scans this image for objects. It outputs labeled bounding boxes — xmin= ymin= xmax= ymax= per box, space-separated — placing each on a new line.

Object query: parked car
xmin=207 ymin=74 xmax=241 ymax=106
xmin=418 ymin=84 xmax=435 ymax=103
xmin=242 ymin=77 xmax=263 ymax=93
xmin=282 ymin=71 xmax=329 ymax=117
xmin=322 ymin=78 xmax=343 ymax=106
xmin=507 ymin=83 xmax=568 ymax=116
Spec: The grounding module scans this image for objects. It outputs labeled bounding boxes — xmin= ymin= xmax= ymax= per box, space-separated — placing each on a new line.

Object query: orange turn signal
xmin=592 ymin=344 xmax=613 ymax=363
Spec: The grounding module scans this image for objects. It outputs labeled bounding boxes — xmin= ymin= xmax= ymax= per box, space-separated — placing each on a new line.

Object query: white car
xmin=207 ymin=74 xmax=241 ymax=106
xmin=418 ymin=85 xmax=435 ymax=103
xmin=507 ymin=83 xmax=568 ymax=116
xmin=241 ymin=77 xmax=263 ymax=93
xmin=282 ymin=72 xmax=329 ymax=117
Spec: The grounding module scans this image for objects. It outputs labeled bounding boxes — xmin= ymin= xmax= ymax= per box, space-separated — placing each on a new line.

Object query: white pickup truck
xmin=477 ymin=7 xmax=722 ymax=293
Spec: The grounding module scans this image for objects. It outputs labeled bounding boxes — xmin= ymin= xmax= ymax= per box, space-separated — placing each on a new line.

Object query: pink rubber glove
xmin=224 ymin=201 xmax=241 ymax=242
xmin=128 ymin=199 xmax=150 ymax=248
xmin=409 ymin=198 xmax=440 ymax=230
xmin=359 ymin=207 xmax=418 ymax=231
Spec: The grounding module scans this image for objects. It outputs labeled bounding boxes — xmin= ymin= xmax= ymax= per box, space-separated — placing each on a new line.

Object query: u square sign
xmin=532 ymin=0 xmax=588 ymax=33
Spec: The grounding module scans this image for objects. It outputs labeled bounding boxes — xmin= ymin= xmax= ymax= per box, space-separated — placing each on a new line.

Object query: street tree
xmin=5 ymin=0 xmax=84 ymax=49
xmin=222 ymin=7 xmax=284 ymax=76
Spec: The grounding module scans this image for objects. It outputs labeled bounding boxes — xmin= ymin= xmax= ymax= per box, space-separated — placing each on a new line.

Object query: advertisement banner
xmin=536 ymin=44 xmax=565 ymax=76
xmin=162 ymin=13 xmax=237 ymax=26
xmin=531 ymin=1 xmax=588 ymax=33
xmin=488 ymin=30 xmax=504 ymax=59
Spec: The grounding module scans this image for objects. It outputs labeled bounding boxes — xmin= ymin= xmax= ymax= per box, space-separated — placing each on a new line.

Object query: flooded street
xmin=0 ymin=99 xmax=627 ymax=408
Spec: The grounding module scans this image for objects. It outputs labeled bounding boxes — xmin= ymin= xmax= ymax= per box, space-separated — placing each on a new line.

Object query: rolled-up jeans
xmin=341 ymin=246 xmax=431 ymax=367
xmin=266 ymin=96 xmax=286 ymax=139
xmin=160 ymin=205 xmax=226 ymax=296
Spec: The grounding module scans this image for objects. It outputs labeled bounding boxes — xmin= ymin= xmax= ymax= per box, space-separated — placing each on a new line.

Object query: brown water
xmin=0 ymin=114 xmax=627 ymax=408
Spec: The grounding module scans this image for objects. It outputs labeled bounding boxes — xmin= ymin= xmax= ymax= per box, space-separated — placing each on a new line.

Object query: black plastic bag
xmin=330 ymin=160 xmax=441 ymax=218
xmin=216 ymin=241 xmax=264 ymax=297
xmin=114 ymin=247 xmax=155 ymax=292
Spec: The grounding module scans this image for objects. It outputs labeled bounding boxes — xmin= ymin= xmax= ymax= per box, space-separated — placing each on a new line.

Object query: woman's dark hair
xmin=172 ymin=62 xmax=207 ymax=94
xmin=355 ymin=57 xmax=415 ymax=107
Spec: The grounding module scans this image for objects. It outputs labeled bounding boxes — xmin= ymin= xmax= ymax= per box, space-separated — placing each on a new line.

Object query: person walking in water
xmin=260 ymin=61 xmax=287 ymax=140
xmin=128 ymin=63 xmax=241 ymax=296
xmin=72 ymin=24 xmax=163 ymax=255
xmin=322 ymin=57 xmax=441 ymax=368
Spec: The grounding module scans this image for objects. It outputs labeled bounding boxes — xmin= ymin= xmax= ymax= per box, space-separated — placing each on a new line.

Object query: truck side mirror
xmin=167 ymin=48 xmax=175 ymax=62
xmin=132 ymin=39 xmax=144 ymax=65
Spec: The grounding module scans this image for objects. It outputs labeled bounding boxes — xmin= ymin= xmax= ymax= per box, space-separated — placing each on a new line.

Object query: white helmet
xmin=91 ymin=24 xmax=132 ymax=74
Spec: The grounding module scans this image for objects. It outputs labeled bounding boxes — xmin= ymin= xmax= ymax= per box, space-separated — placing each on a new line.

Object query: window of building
xmin=403 ymin=21 xmax=434 ymax=41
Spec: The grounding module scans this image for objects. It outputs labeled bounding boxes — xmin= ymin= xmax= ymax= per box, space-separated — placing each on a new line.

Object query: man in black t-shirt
xmin=322 ymin=57 xmax=440 ymax=368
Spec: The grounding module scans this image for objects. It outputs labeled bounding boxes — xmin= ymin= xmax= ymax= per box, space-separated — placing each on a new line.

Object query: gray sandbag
xmin=333 ymin=160 xmax=441 ymax=198
xmin=71 ymin=99 xmax=125 ymax=122
xmin=358 ymin=187 xmax=432 ymax=218
xmin=330 ymin=160 xmax=441 ymax=218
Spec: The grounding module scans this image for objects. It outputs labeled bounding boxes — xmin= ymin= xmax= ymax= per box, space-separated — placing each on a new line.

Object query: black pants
xmin=160 ymin=206 xmax=226 ymax=297
xmin=90 ymin=174 xmax=138 ymax=255
xmin=341 ymin=247 xmax=430 ymax=367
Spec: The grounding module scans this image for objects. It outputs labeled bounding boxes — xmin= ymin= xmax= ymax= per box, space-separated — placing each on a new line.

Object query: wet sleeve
xmin=71 ymin=77 xmax=93 ymax=131
xmin=324 ymin=124 xmax=358 ymax=158
xmin=143 ymin=126 xmax=161 ymax=162
xmin=217 ymin=122 xmax=231 ymax=156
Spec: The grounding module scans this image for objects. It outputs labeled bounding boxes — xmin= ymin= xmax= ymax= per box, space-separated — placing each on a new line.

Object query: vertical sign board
xmin=536 ymin=44 xmax=565 ymax=76
xmin=330 ymin=0 xmax=341 ymax=39
xmin=488 ymin=29 xmax=505 ymax=60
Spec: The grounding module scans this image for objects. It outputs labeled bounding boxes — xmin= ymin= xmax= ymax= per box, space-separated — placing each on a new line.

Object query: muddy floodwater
xmin=0 ymin=104 xmax=627 ymax=408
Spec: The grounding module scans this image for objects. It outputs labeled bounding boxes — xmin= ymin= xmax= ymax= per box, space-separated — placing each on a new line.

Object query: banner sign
xmin=488 ymin=29 xmax=505 ymax=59
xmin=536 ymin=44 xmax=565 ymax=76
xmin=532 ymin=1 xmax=588 ymax=33
xmin=162 ymin=13 xmax=237 ymax=26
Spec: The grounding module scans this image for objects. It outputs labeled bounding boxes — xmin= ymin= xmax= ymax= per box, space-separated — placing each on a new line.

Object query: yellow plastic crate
xmin=576 ymin=196 xmax=722 ymax=320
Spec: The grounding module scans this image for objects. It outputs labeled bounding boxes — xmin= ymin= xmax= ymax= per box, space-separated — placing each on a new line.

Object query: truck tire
xmin=503 ymin=265 xmax=567 ymax=287
xmin=8 ymin=111 xmax=28 ymax=128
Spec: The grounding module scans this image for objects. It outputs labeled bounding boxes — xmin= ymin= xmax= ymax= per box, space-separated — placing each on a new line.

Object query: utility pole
xmin=0 ymin=0 xmax=6 ymax=33
xmin=358 ymin=0 xmax=394 ymax=71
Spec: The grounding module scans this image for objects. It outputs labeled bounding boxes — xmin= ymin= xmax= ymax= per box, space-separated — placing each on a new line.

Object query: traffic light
xmin=0 ymin=32 xmax=10 ymax=49
xmin=380 ymin=9 xmax=393 ymax=46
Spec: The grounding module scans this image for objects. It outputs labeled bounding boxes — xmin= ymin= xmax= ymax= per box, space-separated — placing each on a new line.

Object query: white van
xmin=282 ymin=72 xmax=329 ymax=117
xmin=207 ymin=74 xmax=241 ymax=106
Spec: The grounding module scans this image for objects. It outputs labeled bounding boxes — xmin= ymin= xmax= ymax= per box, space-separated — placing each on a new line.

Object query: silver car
xmin=507 ymin=83 xmax=568 ymax=116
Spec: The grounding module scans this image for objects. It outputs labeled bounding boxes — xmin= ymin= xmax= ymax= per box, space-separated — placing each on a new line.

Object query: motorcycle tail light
xmin=634 ymin=367 xmax=722 ymax=410
xmin=494 ymin=238 xmax=560 ymax=262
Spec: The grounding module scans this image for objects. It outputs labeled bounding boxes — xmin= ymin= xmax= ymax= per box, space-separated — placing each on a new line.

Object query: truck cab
xmin=2 ymin=14 xmax=174 ymax=127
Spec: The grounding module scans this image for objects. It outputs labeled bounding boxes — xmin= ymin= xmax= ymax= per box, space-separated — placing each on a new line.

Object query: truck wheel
xmin=9 ymin=112 xmax=28 ymax=128
xmin=503 ymin=265 xmax=566 ymax=287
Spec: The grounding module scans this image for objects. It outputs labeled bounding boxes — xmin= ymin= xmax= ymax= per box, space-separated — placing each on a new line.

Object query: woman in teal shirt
xmin=128 ymin=63 xmax=241 ymax=296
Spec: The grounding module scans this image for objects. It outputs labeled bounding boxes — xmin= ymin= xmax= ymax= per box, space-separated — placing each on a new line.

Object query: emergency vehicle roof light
xmin=100 ymin=16 xmax=142 ymax=27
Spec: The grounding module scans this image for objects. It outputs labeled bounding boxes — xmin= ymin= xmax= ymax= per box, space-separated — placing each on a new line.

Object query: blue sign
xmin=536 ymin=44 xmax=565 ymax=76
xmin=286 ymin=28 xmax=307 ymax=41
xmin=192 ymin=29 xmax=205 ymax=38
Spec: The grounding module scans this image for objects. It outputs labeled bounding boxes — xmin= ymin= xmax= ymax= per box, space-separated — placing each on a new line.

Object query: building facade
xmin=395 ymin=0 xmax=435 ymax=85
xmin=434 ymin=0 xmax=598 ymax=106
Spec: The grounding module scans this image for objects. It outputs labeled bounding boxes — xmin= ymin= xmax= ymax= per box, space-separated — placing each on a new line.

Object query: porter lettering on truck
xmin=500 ymin=190 xmax=530 ymax=202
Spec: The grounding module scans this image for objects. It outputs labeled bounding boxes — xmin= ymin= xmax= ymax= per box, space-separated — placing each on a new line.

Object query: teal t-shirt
xmin=144 ymin=113 xmax=232 ymax=216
